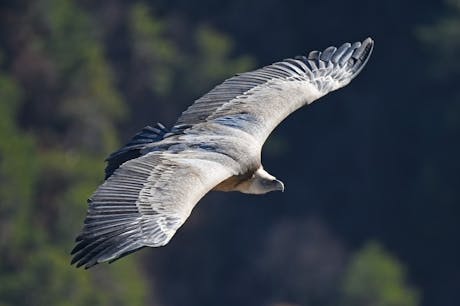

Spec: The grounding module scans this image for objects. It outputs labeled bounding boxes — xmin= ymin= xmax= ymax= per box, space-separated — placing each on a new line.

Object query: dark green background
xmin=0 ymin=0 xmax=458 ymax=305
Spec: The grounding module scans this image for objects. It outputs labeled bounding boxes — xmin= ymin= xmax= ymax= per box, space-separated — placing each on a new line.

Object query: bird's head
xmin=259 ymin=177 xmax=285 ymax=193
xmin=236 ymin=167 xmax=285 ymax=194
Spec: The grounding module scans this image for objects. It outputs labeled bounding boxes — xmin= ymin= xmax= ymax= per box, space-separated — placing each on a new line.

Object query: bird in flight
xmin=71 ymin=38 xmax=374 ymax=268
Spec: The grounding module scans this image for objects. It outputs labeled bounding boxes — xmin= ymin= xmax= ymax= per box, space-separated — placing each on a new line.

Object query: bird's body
xmin=72 ymin=38 xmax=374 ymax=268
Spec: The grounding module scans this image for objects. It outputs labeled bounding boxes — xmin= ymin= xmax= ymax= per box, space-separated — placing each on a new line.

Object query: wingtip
xmin=361 ymin=37 xmax=375 ymax=58
xmin=345 ymin=37 xmax=374 ymax=79
xmin=364 ymin=37 xmax=374 ymax=44
xmin=361 ymin=36 xmax=374 ymax=56
xmin=363 ymin=37 xmax=374 ymax=53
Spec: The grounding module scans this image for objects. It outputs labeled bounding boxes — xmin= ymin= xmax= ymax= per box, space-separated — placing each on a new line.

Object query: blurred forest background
xmin=0 ymin=0 xmax=459 ymax=305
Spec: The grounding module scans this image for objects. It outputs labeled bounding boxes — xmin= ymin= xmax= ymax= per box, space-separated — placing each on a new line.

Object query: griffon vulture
xmin=71 ymin=38 xmax=374 ymax=268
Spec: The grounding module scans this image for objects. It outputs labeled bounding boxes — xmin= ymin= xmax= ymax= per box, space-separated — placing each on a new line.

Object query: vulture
xmin=71 ymin=38 xmax=374 ymax=268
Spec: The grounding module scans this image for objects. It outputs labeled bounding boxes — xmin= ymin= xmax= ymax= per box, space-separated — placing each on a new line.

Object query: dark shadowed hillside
xmin=0 ymin=0 xmax=458 ymax=305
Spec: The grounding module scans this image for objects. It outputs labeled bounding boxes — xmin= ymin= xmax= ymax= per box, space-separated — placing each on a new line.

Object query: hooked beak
xmin=274 ymin=179 xmax=285 ymax=192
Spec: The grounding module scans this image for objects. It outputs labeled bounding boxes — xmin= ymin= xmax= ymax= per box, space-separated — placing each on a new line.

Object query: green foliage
xmin=39 ymin=0 xmax=126 ymax=153
xmin=0 ymin=0 xmax=148 ymax=304
xmin=127 ymin=2 xmax=255 ymax=108
xmin=416 ymin=0 xmax=460 ymax=77
xmin=187 ymin=25 xmax=255 ymax=95
xmin=0 ymin=72 xmax=39 ymax=251
xmin=0 ymin=68 xmax=147 ymax=306
xmin=130 ymin=2 xmax=178 ymax=96
xmin=0 ymin=0 xmax=256 ymax=304
xmin=341 ymin=242 xmax=420 ymax=306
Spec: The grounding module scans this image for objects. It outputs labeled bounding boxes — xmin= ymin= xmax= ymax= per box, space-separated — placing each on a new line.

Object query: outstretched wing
xmin=173 ymin=38 xmax=374 ymax=146
xmin=71 ymin=150 xmax=234 ymax=268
